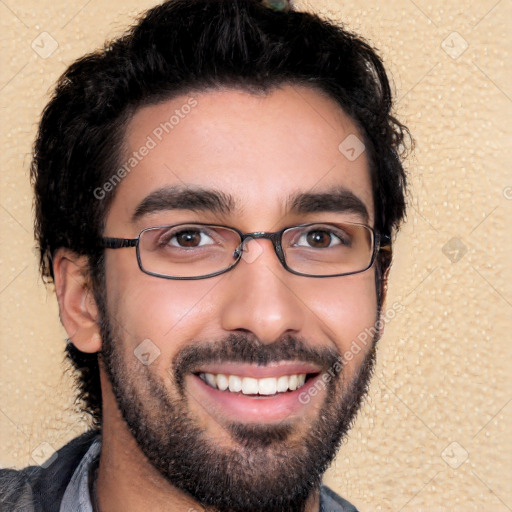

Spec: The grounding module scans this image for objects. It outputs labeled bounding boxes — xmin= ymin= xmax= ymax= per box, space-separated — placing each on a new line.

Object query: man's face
xmin=98 ymin=85 xmax=379 ymax=511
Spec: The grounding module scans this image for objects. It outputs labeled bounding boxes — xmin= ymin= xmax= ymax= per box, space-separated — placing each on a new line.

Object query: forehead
xmin=105 ymin=85 xmax=374 ymax=231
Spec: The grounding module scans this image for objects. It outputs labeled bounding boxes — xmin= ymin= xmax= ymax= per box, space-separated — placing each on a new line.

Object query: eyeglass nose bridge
xmin=233 ymin=230 xmax=287 ymax=266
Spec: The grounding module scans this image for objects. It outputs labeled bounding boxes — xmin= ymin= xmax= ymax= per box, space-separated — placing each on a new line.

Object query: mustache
xmin=172 ymin=333 xmax=341 ymax=392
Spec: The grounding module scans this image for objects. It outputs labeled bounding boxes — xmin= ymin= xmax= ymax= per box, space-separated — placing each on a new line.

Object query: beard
xmin=98 ymin=303 xmax=378 ymax=512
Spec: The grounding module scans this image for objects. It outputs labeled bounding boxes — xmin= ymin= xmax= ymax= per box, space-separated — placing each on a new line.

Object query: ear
xmin=52 ymin=249 xmax=102 ymax=353
xmin=379 ymin=261 xmax=391 ymax=306
xmin=376 ymin=250 xmax=392 ymax=338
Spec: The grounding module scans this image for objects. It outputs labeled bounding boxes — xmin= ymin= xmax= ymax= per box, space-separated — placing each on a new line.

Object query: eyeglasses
xmin=100 ymin=222 xmax=391 ymax=280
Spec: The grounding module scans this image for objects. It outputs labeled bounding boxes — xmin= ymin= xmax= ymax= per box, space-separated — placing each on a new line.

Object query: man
xmin=0 ymin=0 xmax=410 ymax=510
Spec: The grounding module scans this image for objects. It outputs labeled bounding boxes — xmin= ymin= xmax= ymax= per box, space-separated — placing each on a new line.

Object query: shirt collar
xmin=59 ymin=437 xmax=102 ymax=512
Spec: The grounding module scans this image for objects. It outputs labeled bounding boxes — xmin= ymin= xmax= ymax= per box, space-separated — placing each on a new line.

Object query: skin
xmin=54 ymin=84 xmax=384 ymax=512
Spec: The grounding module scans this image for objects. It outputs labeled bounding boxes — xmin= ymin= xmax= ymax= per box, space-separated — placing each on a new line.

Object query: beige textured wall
xmin=1 ymin=0 xmax=511 ymax=510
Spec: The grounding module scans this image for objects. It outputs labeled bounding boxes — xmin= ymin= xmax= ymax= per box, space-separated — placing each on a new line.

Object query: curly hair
xmin=31 ymin=0 xmax=411 ymax=426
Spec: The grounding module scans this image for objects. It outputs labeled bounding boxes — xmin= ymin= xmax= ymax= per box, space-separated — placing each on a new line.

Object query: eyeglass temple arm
xmin=378 ymin=234 xmax=392 ymax=252
xmin=101 ymin=237 xmax=138 ymax=249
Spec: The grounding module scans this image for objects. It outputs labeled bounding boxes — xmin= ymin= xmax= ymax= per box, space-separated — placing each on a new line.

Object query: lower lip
xmin=187 ymin=373 xmax=325 ymax=423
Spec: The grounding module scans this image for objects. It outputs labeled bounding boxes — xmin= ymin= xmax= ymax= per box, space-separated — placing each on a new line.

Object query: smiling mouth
xmin=196 ymin=372 xmax=318 ymax=396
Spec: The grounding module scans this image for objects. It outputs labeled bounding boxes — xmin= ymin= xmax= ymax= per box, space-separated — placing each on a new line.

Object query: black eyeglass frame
xmin=100 ymin=222 xmax=392 ymax=280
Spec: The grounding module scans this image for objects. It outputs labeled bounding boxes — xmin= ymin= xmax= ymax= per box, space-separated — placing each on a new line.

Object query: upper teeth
xmin=198 ymin=372 xmax=307 ymax=395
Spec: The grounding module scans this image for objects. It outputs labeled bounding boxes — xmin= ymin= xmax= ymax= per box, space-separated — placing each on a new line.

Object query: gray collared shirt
xmin=59 ymin=438 xmax=101 ymax=512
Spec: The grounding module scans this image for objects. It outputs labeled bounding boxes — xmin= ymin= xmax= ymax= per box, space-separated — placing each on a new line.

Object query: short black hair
xmin=31 ymin=0 xmax=411 ymax=425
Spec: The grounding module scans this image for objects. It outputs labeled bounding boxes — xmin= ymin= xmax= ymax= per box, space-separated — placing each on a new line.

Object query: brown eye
xmin=159 ymin=228 xmax=216 ymax=249
xmin=293 ymin=225 xmax=350 ymax=249
xmin=306 ymin=230 xmax=333 ymax=248
xmin=174 ymin=230 xmax=202 ymax=247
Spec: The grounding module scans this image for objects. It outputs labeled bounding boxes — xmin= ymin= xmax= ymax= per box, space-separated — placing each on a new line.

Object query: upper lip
xmin=193 ymin=361 xmax=322 ymax=379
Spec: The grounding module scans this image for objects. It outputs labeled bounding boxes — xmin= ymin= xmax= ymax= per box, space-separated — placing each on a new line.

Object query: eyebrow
xmin=131 ymin=185 xmax=370 ymax=224
xmin=287 ymin=188 xmax=370 ymax=224
xmin=131 ymin=186 xmax=236 ymax=223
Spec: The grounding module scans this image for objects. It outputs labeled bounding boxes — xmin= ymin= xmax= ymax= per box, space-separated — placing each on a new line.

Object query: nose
xmin=219 ymin=239 xmax=305 ymax=344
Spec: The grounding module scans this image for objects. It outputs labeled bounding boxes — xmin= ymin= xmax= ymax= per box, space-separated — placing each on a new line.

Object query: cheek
xmin=105 ymin=255 xmax=222 ymax=355
xmin=306 ymin=271 xmax=377 ymax=363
